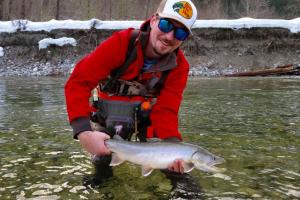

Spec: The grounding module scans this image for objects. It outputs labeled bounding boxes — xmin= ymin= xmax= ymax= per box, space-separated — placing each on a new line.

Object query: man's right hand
xmin=78 ymin=131 xmax=111 ymax=155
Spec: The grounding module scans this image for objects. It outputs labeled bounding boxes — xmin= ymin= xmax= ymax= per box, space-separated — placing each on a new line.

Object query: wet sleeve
xmin=65 ymin=30 xmax=130 ymax=138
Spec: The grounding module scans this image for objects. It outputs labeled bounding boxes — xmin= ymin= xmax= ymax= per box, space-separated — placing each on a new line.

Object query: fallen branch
xmin=225 ymin=64 xmax=300 ymax=77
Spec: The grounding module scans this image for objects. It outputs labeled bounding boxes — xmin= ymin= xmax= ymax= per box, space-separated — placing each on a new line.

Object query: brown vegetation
xmin=0 ymin=0 xmax=299 ymax=21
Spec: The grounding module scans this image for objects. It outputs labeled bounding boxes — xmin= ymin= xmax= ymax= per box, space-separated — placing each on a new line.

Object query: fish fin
xmin=113 ymin=135 xmax=124 ymax=140
xmin=183 ymin=163 xmax=195 ymax=173
xmin=141 ymin=166 xmax=154 ymax=176
xmin=211 ymin=167 xmax=226 ymax=173
xmin=109 ymin=153 xmax=124 ymax=166
xmin=146 ymin=138 xmax=162 ymax=143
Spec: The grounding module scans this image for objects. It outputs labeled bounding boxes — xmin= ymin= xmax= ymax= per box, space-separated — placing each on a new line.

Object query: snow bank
xmin=0 ymin=19 xmax=141 ymax=33
xmin=0 ymin=21 xmax=19 ymax=33
xmin=38 ymin=37 xmax=77 ymax=50
xmin=1 ymin=18 xmax=300 ymax=33
xmin=27 ymin=19 xmax=101 ymax=32
xmin=193 ymin=17 xmax=300 ymax=33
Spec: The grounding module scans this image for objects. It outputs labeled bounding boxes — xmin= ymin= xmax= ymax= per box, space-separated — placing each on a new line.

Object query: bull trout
xmin=105 ymin=137 xmax=225 ymax=176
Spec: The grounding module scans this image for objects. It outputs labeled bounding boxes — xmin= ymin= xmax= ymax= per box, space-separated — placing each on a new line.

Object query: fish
xmin=105 ymin=137 xmax=225 ymax=176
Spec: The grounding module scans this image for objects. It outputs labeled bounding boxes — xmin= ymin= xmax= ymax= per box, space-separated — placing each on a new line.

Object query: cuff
xmin=70 ymin=117 xmax=92 ymax=139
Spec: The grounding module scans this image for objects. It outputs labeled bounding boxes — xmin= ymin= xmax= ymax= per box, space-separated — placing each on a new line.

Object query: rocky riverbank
xmin=0 ymin=27 xmax=300 ymax=76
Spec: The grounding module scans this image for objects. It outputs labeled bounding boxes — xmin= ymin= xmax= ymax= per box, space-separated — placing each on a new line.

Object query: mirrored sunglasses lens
xmin=158 ymin=19 xmax=173 ymax=33
xmin=175 ymin=28 xmax=189 ymax=41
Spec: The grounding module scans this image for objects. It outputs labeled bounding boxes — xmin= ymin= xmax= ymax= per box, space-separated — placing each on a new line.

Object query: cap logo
xmin=172 ymin=1 xmax=193 ymax=19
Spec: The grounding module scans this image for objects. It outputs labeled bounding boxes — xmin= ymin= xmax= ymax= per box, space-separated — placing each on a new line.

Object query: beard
xmin=153 ymin=39 xmax=177 ymax=57
xmin=153 ymin=46 xmax=166 ymax=57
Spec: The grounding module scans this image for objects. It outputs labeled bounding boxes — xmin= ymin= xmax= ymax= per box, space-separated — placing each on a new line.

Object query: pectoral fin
xmin=110 ymin=153 xmax=124 ymax=166
xmin=113 ymin=135 xmax=124 ymax=140
xmin=141 ymin=166 xmax=154 ymax=176
xmin=210 ymin=166 xmax=226 ymax=173
xmin=183 ymin=162 xmax=195 ymax=173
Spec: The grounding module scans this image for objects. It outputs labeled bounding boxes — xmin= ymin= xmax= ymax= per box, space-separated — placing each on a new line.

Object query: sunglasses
xmin=158 ymin=18 xmax=189 ymax=41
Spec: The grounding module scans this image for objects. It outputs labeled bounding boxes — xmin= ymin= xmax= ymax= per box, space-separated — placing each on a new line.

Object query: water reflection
xmin=0 ymin=77 xmax=299 ymax=199
xmin=164 ymin=171 xmax=203 ymax=200
xmin=180 ymin=77 xmax=300 ymax=199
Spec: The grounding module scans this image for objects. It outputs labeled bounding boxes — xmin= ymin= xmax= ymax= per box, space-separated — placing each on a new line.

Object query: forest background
xmin=1 ymin=0 xmax=300 ymax=21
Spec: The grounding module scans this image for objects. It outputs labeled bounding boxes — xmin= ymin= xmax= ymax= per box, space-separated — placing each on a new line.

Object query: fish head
xmin=191 ymin=151 xmax=225 ymax=173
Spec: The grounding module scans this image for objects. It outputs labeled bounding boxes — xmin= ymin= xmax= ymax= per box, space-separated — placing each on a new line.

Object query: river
xmin=0 ymin=77 xmax=299 ymax=199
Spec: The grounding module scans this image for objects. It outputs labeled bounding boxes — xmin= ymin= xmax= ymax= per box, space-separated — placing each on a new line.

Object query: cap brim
xmin=157 ymin=12 xmax=192 ymax=34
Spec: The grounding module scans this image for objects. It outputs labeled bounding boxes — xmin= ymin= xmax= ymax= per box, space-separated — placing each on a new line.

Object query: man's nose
xmin=164 ymin=30 xmax=175 ymax=41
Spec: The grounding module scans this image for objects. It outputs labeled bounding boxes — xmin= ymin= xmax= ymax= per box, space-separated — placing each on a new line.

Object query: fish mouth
xmin=195 ymin=163 xmax=226 ymax=173
xmin=208 ymin=157 xmax=225 ymax=166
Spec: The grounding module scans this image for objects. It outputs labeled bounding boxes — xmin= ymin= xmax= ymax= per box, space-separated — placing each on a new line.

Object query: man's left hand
xmin=163 ymin=137 xmax=184 ymax=173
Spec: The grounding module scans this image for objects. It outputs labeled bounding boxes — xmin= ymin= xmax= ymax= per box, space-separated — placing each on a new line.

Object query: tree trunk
xmin=56 ymin=0 xmax=60 ymax=19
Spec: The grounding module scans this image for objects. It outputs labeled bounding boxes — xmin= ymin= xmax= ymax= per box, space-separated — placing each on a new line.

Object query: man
xmin=65 ymin=0 xmax=198 ymax=174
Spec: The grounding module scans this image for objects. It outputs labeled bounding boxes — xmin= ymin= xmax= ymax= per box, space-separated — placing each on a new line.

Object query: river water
xmin=0 ymin=77 xmax=299 ymax=200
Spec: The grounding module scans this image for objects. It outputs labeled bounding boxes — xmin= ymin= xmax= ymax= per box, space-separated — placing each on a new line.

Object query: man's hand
xmin=163 ymin=137 xmax=185 ymax=173
xmin=168 ymin=159 xmax=185 ymax=174
xmin=78 ymin=131 xmax=111 ymax=155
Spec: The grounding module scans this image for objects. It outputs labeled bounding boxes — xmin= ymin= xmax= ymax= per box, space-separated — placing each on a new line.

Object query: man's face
xmin=148 ymin=15 xmax=185 ymax=58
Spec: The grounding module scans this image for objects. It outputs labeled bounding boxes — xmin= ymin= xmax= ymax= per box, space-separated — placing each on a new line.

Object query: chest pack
xmin=91 ymin=30 xmax=171 ymax=141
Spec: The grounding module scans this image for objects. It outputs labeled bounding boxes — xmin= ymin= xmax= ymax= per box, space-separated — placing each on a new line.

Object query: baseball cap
xmin=156 ymin=0 xmax=198 ymax=33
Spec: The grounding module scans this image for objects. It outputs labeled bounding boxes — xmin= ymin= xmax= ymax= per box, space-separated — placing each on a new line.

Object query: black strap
xmin=151 ymin=70 xmax=170 ymax=94
xmin=102 ymin=30 xmax=139 ymax=91
xmin=158 ymin=70 xmax=170 ymax=87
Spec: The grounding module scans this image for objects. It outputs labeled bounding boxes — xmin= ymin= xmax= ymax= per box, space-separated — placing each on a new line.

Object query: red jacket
xmin=65 ymin=20 xmax=189 ymax=140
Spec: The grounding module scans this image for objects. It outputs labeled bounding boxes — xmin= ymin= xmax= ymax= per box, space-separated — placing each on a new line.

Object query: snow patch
xmin=0 ymin=47 xmax=3 ymax=57
xmin=38 ymin=37 xmax=77 ymax=49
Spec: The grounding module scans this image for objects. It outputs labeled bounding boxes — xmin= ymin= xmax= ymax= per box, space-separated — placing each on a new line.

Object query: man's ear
xmin=150 ymin=15 xmax=157 ymax=29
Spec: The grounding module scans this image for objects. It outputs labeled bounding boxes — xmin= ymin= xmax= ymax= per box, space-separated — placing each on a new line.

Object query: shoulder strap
xmin=101 ymin=30 xmax=139 ymax=92
xmin=147 ymin=70 xmax=170 ymax=95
